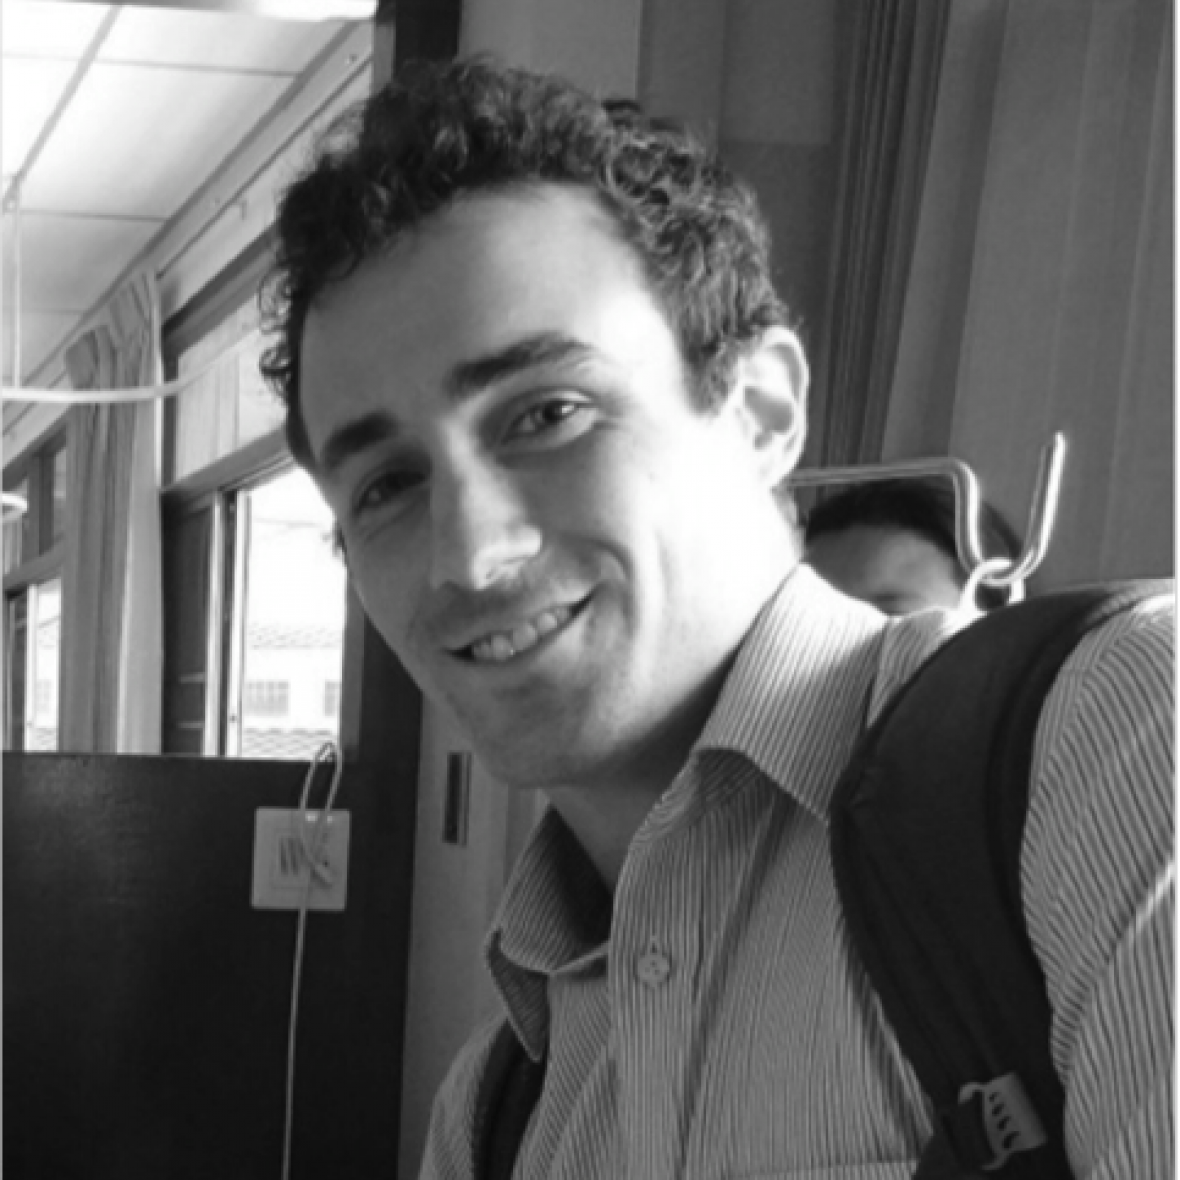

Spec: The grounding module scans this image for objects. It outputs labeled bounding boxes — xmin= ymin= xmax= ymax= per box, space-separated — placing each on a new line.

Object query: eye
xmin=353 ymin=467 xmax=424 ymax=518
xmin=506 ymin=396 xmax=587 ymax=440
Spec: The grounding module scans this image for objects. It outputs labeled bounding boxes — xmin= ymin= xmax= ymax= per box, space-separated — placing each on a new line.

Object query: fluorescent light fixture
xmin=81 ymin=1 xmax=379 ymax=19
xmin=252 ymin=0 xmax=377 ymax=16
xmin=2 ymin=60 xmax=79 ymax=180
xmin=3 ymin=2 xmax=113 ymax=57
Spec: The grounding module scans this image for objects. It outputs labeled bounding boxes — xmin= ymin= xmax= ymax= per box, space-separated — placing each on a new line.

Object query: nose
xmin=428 ymin=462 xmax=543 ymax=591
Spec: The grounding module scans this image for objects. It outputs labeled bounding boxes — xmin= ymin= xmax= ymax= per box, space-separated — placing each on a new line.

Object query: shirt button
xmin=637 ymin=941 xmax=672 ymax=988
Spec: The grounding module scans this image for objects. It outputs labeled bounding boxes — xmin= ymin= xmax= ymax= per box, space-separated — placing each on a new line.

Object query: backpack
xmin=470 ymin=581 xmax=1169 ymax=1180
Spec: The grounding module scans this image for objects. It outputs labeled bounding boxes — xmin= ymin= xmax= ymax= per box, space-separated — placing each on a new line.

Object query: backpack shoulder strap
xmin=471 ymin=1021 xmax=546 ymax=1180
xmin=830 ymin=580 xmax=1167 ymax=1178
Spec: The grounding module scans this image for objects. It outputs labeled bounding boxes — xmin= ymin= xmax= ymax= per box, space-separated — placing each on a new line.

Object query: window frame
xmin=3 ymin=423 xmax=67 ymax=595
xmin=4 ymin=428 xmax=69 ymax=751
xmin=162 ymin=443 xmax=350 ymax=760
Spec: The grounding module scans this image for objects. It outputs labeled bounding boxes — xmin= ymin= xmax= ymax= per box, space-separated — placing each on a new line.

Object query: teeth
xmin=510 ymin=622 xmax=539 ymax=651
xmin=469 ymin=604 xmax=575 ymax=664
xmin=533 ymin=609 xmax=564 ymax=638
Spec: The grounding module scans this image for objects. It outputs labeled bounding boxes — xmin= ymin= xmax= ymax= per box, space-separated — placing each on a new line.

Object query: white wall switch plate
xmin=251 ymin=808 xmax=350 ymax=911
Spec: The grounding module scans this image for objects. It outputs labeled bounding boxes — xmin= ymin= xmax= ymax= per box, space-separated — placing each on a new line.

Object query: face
xmin=806 ymin=524 xmax=965 ymax=615
xmin=300 ymin=186 xmax=799 ymax=792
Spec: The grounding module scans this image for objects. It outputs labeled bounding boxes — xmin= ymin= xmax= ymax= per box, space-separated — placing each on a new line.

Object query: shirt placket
xmin=610 ymin=794 xmax=708 ymax=1180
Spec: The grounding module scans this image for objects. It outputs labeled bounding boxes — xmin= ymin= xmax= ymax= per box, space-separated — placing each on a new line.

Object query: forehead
xmin=298 ymin=186 xmax=670 ymax=455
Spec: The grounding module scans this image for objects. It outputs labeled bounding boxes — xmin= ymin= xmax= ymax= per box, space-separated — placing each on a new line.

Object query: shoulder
xmin=867 ymin=605 xmax=976 ymax=723
xmin=1020 ymin=588 xmax=1173 ymax=1168
xmin=1038 ymin=587 xmax=1173 ymax=709
xmin=1026 ymin=588 xmax=1173 ymax=878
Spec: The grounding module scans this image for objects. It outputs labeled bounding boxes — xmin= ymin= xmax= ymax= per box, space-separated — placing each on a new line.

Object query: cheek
xmin=349 ymin=547 xmax=422 ymax=651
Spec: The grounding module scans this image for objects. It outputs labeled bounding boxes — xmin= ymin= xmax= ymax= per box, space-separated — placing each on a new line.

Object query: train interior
xmin=1 ymin=1 xmax=1172 ymax=1176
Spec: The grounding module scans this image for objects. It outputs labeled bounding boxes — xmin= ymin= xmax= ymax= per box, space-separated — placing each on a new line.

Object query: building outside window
xmin=231 ymin=468 xmax=345 ymax=760
xmin=27 ymin=579 xmax=61 ymax=751
xmin=243 ymin=679 xmax=290 ymax=717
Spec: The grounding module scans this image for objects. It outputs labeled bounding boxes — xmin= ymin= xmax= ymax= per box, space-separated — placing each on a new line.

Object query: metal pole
xmin=11 ymin=178 xmax=22 ymax=390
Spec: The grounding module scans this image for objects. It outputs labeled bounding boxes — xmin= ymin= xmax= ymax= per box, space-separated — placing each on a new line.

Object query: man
xmin=805 ymin=478 xmax=1023 ymax=613
xmin=262 ymin=58 xmax=1172 ymax=1179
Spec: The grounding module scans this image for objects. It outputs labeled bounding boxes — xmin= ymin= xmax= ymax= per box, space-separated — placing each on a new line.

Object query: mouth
xmin=454 ymin=597 xmax=589 ymax=665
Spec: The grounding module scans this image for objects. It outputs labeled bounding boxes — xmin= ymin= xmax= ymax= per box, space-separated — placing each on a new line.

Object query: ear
xmin=727 ymin=326 xmax=809 ymax=487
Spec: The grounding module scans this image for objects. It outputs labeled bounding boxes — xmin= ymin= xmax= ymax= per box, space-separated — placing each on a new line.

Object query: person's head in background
xmin=804 ymin=477 xmax=1023 ymax=614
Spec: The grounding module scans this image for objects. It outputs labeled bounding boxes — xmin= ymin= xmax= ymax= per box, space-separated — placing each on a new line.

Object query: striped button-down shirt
xmin=419 ymin=566 xmax=1173 ymax=1180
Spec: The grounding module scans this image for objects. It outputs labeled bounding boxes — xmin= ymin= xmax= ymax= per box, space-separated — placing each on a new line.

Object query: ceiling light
xmin=24 ymin=1 xmax=379 ymax=20
xmin=257 ymin=0 xmax=377 ymax=17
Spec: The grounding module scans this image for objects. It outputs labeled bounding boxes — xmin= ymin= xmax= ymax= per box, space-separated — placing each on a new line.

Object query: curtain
xmin=638 ymin=0 xmax=951 ymax=497
xmin=808 ymin=0 xmax=950 ymax=468
xmin=60 ymin=272 xmax=163 ymax=753
xmin=883 ymin=0 xmax=1173 ymax=586
xmin=639 ymin=0 xmax=867 ymax=464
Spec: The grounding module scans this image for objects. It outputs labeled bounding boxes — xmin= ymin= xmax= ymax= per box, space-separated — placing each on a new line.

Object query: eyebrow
xmin=312 ymin=331 xmax=597 ymax=477
xmin=315 ymin=411 xmax=399 ymax=479
xmin=444 ymin=332 xmax=595 ymax=400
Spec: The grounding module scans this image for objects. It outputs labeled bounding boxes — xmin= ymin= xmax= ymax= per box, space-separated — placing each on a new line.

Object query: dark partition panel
xmin=4 ymin=742 xmax=418 ymax=1180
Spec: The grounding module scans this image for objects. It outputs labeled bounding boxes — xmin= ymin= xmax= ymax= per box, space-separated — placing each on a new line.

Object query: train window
xmin=28 ymin=578 xmax=61 ymax=751
xmin=4 ymin=577 xmax=61 ymax=752
xmin=3 ymin=430 xmax=68 ymax=571
xmin=3 ymin=476 xmax=31 ymax=575
xmin=224 ymin=466 xmax=346 ymax=760
xmin=161 ymin=460 xmax=347 ymax=759
xmin=4 ymin=429 xmax=68 ymax=751
xmin=160 ymin=266 xmax=348 ymax=760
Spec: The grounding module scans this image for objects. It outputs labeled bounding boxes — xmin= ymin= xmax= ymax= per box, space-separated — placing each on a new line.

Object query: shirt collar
xmin=694 ymin=564 xmax=891 ymax=823
xmin=484 ymin=563 xmax=962 ymax=1050
xmin=485 ymin=808 xmax=612 ymax=1059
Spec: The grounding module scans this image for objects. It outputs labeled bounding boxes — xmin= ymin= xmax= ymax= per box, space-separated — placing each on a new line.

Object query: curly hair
xmin=260 ymin=57 xmax=790 ymax=468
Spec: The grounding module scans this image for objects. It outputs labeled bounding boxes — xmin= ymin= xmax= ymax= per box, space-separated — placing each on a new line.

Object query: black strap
xmin=831 ymin=580 xmax=1167 ymax=1177
xmin=472 ymin=1022 xmax=546 ymax=1180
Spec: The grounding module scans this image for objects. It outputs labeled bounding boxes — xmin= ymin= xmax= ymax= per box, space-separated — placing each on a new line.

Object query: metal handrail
xmin=788 ymin=433 xmax=1067 ymax=590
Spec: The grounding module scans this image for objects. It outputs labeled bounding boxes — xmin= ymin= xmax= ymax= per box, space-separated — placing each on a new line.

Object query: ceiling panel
xmin=3 ymin=310 xmax=79 ymax=386
xmin=2 ymin=0 xmax=111 ymax=59
xmin=19 ymin=62 xmax=293 ymax=217
xmin=13 ymin=212 xmax=163 ymax=311
xmin=1 ymin=57 xmax=77 ymax=177
xmin=99 ymin=7 xmax=343 ymax=73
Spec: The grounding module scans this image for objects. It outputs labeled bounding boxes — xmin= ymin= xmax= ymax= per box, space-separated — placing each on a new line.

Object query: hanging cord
xmin=283 ymin=739 xmax=344 ymax=1180
xmin=0 ymin=330 xmax=260 ymax=403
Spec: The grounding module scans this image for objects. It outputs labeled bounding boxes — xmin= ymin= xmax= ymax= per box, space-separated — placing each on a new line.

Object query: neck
xmin=541 ymin=630 xmax=745 ymax=889
xmin=544 ymin=779 xmax=666 ymax=889
xmin=542 ymin=553 xmax=802 ymax=889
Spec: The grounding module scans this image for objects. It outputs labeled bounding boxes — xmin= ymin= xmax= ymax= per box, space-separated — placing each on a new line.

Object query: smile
xmin=465 ymin=602 xmax=581 ymax=664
